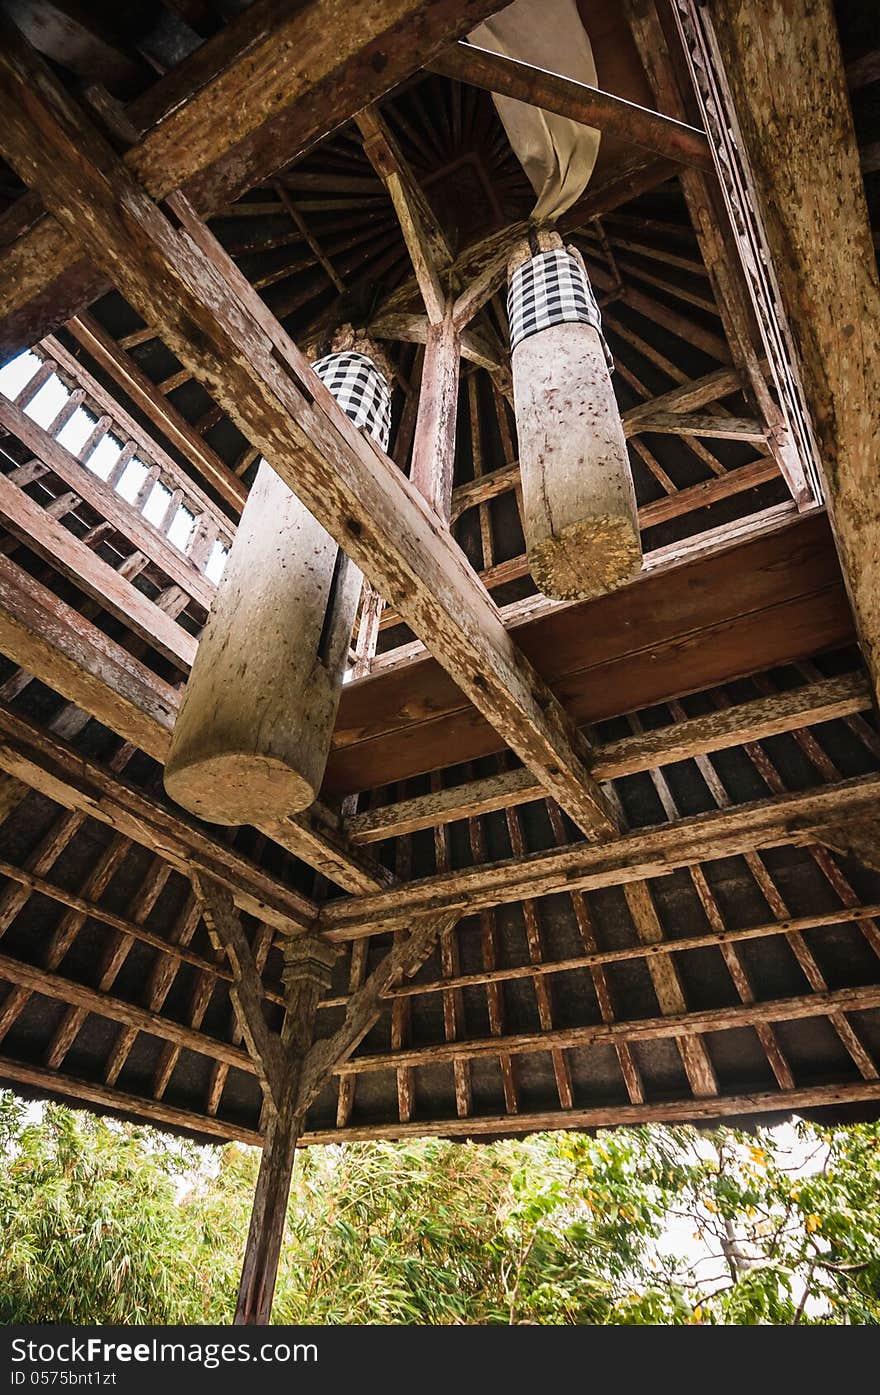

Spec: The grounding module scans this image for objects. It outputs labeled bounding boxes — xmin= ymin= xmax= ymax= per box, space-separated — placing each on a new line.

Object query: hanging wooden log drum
xmin=164 ymin=345 xmax=392 ymax=825
xmin=508 ymin=231 xmax=642 ymax=601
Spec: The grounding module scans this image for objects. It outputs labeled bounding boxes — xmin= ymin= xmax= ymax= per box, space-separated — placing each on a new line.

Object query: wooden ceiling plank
xmin=0 ymin=392 xmax=217 ymax=609
xmin=0 ymin=1053 xmax=262 ymax=1144
xmin=0 ymin=697 xmax=316 ymax=934
xmin=340 ymin=675 xmax=870 ymax=837
xmin=0 ymin=467 xmax=197 ymax=670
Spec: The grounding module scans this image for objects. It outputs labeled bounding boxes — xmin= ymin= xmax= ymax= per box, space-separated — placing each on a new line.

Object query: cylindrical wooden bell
xmin=508 ymin=231 xmax=642 ymax=601
xmin=164 ymin=339 xmax=392 ymax=825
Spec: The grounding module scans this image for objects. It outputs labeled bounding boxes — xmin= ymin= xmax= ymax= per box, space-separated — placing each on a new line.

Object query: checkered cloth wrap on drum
xmin=311 ymin=350 xmax=392 ymax=451
xmin=507 ymin=248 xmax=613 ymax=368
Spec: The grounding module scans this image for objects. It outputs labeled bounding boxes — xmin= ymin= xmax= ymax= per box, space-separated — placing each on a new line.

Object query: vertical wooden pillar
xmin=509 ymin=231 xmax=642 ymax=600
xmin=409 ymin=304 xmax=461 ymax=522
xmin=695 ymin=0 xmax=880 ymax=705
xmin=235 ymin=933 xmax=337 ymax=1326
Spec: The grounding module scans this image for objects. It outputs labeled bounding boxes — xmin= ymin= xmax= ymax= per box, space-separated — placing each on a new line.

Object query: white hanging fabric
xmin=469 ymin=0 xmax=601 ymax=223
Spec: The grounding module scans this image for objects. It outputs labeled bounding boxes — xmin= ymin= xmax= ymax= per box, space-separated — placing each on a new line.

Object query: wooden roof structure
xmin=0 ymin=0 xmax=877 ymax=1322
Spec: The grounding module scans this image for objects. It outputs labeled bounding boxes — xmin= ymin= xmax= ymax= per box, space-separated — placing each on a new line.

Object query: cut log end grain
xmin=164 ymin=750 xmax=318 ymax=826
xmin=528 ymin=512 xmax=643 ymax=601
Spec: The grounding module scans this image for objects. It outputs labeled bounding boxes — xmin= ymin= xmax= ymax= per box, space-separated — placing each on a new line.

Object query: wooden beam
xmin=319 ymin=771 xmax=880 ymax=940
xmin=427 ymin=40 xmax=713 ymax=170
xmin=343 ymin=671 xmax=872 ymax=842
xmin=296 ymin=910 xmax=461 ymax=1115
xmin=233 ymin=928 xmax=336 ymax=1324
xmin=447 ymin=364 xmax=747 ymax=520
xmin=0 ymin=1053 xmax=261 ymax=1145
xmin=409 ymin=307 xmax=461 ymax=521
xmin=627 ymin=411 xmax=766 ymax=442
xmin=66 ymin=313 xmax=246 ymax=514
xmin=622 ymin=0 xmax=815 ymax=506
xmin=329 ymin=511 xmax=853 ymax=793
xmin=0 ymin=0 xmax=512 ymax=356
xmin=328 ymin=981 xmax=880 ymax=1077
xmin=0 ymin=468 xmax=197 ymax=670
xmin=331 ymin=902 xmax=880 ymax=1003
xmin=369 ymin=310 xmax=507 ymax=377
xmin=0 ymin=945 xmax=254 ymax=1074
xmin=374 ymin=152 xmax=678 ymax=339
xmin=0 ymin=851 xmax=283 ymax=995
xmin=0 ymin=33 xmax=617 ymax=841
xmin=0 ymin=699 xmax=317 ymax=934
xmin=704 ymin=0 xmax=880 ymax=705
xmin=0 ymin=546 xmax=408 ymax=896
xmin=0 ymin=551 xmax=180 ymax=765
xmin=301 ymin=1079 xmax=880 ymax=1143
xmin=0 ymin=392 xmax=216 ymax=609
xmin=357 ymin=107 xmax=451 ymax=324
xmin=44 ymin=333 xmax=235 ymax=539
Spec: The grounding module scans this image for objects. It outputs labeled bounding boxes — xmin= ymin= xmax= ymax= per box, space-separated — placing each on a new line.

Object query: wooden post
xmin=696 ymin=0 xmax=880 ymax=704
xmin=235 ymin=931 xmax=336 ymax=1326
xmin=509 ymin=231 xmax=642 ymax=600
xmin=409 ymin=303 xmax=460 ymax=522
xmin=165 ymin=459 xmax=363 ymax=824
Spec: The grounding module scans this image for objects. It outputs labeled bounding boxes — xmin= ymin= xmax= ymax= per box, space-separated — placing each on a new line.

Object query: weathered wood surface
xmin=623 ymin=0 xmax=814 ymax=505
xmin=0 ymin=551 xmax=181 ymax=764
xmin=0 ymin=538 xmax=390 ymax=892
xmin=409 ymin=309 xmax=461 ymax=521
xmin=339 ymin=902 xmax=880 ymax=1003
xmin=706 ymin=0 xmax=880 ymax=702
xmin=510 ymin=248 xmax=642 ymax=600
xmin=166 ymin=461 xmax=361 ymax=823
xmin=66 ymin=313 xmax=246 ymax=513
xmin=194 ymin=874 xmax=285 ymax=1108
xmin=0 ymin=1053 xmax=262 ymax=1145
xmin=0 ymin=393 xmax=216 ymax=609
xmin=328 ymin=512 xmax=853 ymax=793
xmin=232 ymin=926 xmax=336 ymax=1324
xmin=5 ymin=1048 xmax=880 ymax=1147
xmin=301 ymin=1079 xmax=880 ymax=1144
xmin=0 ymin=944 xmax=254 ymax=1073
xmin=0 ymin=700 xmax=317 ymax=933
xmin=0 ymin=33 xmax=617 ymax=840
xmin=319 ymin=771 xmax=880 ymax=939
xmin=0 ymin=0 xmax=512 ymax=356
xmin=328 ymin=981 xmax=880 ymax=1077
xmin=44 ymin=333 xmax=236 ymax=538
xmin=343 ymin=671 xmax=871 ymax=841
xmin=428 ymin=39 xmax=713 ymax=169
xmin=0 ymin=468 xmax=197 ymax=671
xmin=357 ymin=106 xmax=453 ymax=326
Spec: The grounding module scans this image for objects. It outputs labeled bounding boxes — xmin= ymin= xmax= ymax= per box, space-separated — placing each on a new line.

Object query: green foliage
xmin=1 ymin=1090 xmax=879 ymax=1324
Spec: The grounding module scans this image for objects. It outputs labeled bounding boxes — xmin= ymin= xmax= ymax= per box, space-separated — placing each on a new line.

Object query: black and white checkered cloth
xmin=311 ymin=350 xmax=392 ymax=451
xmin=508 ymin=248 xmax=612 ymax=368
